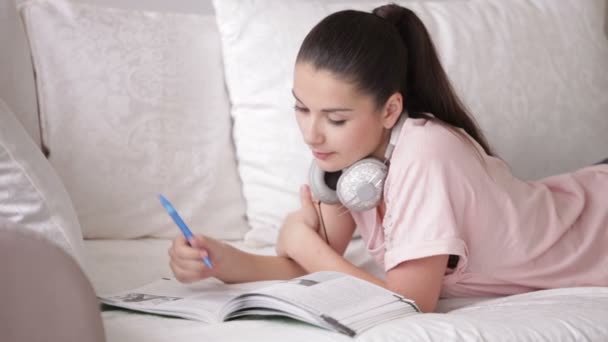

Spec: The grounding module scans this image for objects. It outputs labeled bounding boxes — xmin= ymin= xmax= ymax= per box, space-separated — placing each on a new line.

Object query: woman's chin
xmin=315 ymin=159 xmax=346 ymax=173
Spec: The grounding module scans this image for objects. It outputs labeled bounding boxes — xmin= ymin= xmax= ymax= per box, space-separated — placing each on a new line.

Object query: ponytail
xmin=373 ymin=4 xmax=493 ymax=156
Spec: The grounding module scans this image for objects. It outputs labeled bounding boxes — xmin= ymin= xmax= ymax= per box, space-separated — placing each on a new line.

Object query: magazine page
xmin=99 ymin=277 xmax=281 ymax=322
xmin=236 ymin=271 xmax=419 ymax=328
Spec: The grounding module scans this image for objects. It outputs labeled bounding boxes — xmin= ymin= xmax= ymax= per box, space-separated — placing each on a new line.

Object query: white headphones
xmin=308 ymin=115 xmax=406 ymax=211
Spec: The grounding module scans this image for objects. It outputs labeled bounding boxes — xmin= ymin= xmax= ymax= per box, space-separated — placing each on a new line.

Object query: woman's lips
xmin=313 ymin=151 xmax=334 ymax=160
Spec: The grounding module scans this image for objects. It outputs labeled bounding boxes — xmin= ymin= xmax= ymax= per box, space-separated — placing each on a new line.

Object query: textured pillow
xmin=0 ymin=99 xmax=85 ymax=267
xmin=212 ymin=0 xmax=608 ymax=245
xmin=19 ymin=0 xmax=249 ymax=239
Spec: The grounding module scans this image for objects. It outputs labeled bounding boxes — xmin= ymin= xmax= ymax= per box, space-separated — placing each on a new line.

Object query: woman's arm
xmin=173 ymin=185 xmax=446 ymax=311
xmin=171 ymin=186 xmax=355 ymax=285
xmin=217 ymin=244 xmax=308 ymax=283
xmin=282 ymin=224 xmax=448 ymax=312
xmin=276 ymin=184 xmax=447 ymax=312
xmin=313 ymin=202 xmax=356 ymax=256
xmin=234 ymin=199 xmax=355 ymax=282
xmin=223 ymin=190 xmax=357 ymax=282
xmin=169 ymin=234 xmax=307 ymax=284
xmin=276 ymin=185 xmax=356 ymax=257
xmin=384 ymin=255 xmax=449 ymax=312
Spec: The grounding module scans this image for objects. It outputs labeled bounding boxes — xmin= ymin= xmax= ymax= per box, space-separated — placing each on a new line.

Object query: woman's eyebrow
xmin=291 ymin=89 xmax=353 ymax=113
xmin=291 ymin=89 xmax=305 ymax=105
xmin=320 ymin=107 xmax=353 ymax=114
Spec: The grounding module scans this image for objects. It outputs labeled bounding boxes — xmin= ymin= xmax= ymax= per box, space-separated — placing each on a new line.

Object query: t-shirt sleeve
xmin=382 ymin=148 xmax=471 ymax=271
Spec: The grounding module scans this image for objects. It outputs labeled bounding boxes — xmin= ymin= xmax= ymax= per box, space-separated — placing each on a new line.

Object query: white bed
xmin=85 ymin=238 xmax=608 ymax=341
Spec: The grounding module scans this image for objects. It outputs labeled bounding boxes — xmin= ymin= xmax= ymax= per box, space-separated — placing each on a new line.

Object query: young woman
xmin=168 ymin=4 xmax=608 ymax=313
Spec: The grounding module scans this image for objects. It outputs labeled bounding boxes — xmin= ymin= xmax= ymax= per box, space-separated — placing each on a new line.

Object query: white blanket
xmin=85 ymin=238 xmax=608 ymax=341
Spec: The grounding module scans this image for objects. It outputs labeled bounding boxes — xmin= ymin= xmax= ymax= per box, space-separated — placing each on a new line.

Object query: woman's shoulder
xmin=395 ymin=115 xmax=485 ymax=164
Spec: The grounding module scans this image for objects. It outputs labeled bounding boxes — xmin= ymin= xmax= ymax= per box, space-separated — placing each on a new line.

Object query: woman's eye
xmin=294 ymin=105 xmax=309 ymax=113
xmin=329 ymin=119 xmax=346 ymax=126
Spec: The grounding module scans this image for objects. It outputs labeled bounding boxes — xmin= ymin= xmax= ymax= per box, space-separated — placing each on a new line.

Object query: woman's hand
xmin=276 ymin=185 xmax=321 ymax=257
xmin=168 ymin=234 xmax=232 ymax=283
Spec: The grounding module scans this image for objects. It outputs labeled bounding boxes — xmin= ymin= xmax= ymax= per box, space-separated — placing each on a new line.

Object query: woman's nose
xmin=303 ymin=119 xmax=324 ymax=146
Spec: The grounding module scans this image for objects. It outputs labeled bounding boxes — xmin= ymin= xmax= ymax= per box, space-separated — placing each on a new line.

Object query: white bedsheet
xmin=84 ymin=238 xmax=608 ymax=341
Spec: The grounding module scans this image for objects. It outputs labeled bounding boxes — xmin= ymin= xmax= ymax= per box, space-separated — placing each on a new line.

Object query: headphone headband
xmin=383 ymin=114 xmax=407 ymax=163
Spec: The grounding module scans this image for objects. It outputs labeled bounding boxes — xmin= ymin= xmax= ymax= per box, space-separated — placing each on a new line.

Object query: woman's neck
xmin=370 ymin=128 xmax=392 ymax=161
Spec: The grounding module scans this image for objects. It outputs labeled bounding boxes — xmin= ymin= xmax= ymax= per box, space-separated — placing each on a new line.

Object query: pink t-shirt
xmin=352 ymin=117 xmax=608 ymax=298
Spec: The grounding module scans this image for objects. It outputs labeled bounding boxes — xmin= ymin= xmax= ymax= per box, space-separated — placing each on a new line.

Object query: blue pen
xmin=159 ymin=194 xmax=213 ymax=269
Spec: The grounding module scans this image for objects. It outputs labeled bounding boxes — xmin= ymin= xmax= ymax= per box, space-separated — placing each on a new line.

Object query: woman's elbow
xmin=416 ymin=298 xmax=439 ymax=313
xmin=387 ymin=283 xmax=441 ymax=313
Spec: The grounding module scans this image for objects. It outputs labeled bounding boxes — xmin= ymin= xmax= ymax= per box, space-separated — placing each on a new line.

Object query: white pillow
xmin=19 ymin=0 xmax=249 ymax=239
xmin=0 ymin=99 xmax=86 ymax=268
xmin=212 ymin=0 xmax=608 ymax=245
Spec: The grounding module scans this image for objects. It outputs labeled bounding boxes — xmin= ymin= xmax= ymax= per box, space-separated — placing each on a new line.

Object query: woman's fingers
xmin=169 ymin=252 xmax=213 ymax=283
xmin=170 ymin=261 xmax=205 ymax=283
xmin=173 ymin=257 xmax=208 ymax=273
xmin=169 ymin=233 xmax=220 ymax=283
xmin=170 ymin=242 xmax=202 ymax=261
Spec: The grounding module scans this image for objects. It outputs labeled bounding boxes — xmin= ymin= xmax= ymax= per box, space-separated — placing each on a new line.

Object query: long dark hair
xmin=296 ymin=4 xmax=494 ymax=156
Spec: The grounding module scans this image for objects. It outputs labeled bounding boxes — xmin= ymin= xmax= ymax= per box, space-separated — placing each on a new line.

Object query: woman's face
xmin=292 ymin=62 xmax=391 ymax=172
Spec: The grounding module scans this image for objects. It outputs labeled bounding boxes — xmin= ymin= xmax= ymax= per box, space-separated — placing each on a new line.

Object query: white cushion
xmin=0 ymin=99 xmax=86 ymax=267
xmin=19 ymin=0 xmax=249 ymax=239
xmin=212 ymin=0 xmax=608 ymax=246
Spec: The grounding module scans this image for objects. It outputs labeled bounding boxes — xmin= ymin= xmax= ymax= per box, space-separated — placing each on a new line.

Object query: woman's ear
xmin=382 ymin=92 xmax=403 ymax=129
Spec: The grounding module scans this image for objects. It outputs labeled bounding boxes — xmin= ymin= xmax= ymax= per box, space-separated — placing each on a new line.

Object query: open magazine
xmin=98 ymin=271 xmax=420 ymax=337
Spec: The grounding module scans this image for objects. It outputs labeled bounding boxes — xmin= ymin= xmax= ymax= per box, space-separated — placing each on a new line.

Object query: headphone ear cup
xmin=308 ymin=161 xmax=340 ymax=205
xmin=337 ymin=158 xmax=387 ymax=212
